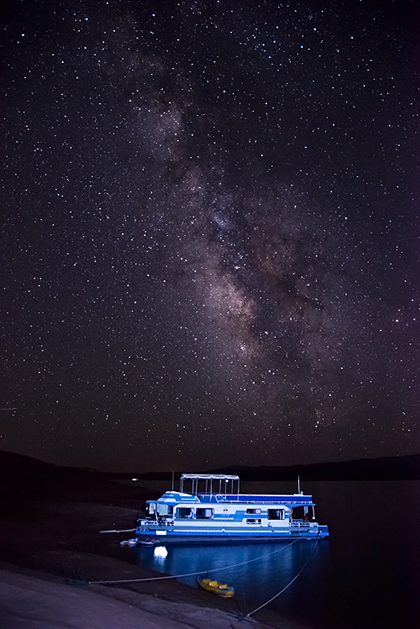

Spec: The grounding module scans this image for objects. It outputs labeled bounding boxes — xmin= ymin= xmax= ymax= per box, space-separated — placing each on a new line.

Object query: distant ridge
xmin=209 ymin=453 xmax=420 ymax=481
xmin=2 ymin=450 xmax=420 ymax=481
xmin=107 ymin=452 xmax=420 ymax=481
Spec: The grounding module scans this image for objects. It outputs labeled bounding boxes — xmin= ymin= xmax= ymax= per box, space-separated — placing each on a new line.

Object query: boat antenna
xmin=297 ymin=475 xmax=301 ymax=494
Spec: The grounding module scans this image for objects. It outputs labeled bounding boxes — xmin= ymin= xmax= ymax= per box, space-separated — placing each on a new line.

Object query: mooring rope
xmin=87 ymin=539 xmax=300 ymax=586
xmin=244 ymin=536 xmax=320 ymax=618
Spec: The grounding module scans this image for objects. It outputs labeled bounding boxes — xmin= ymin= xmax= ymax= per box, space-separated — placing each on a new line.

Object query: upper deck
xmin=148 ymin=473 xmax=316 ymax=509
xmin=177 ymin=473 xmax=315 ymax=507
xmin=197 ymin=493 xmax=315 ymax=507
xmin=149 ymin=490 xmax=314 ymax=508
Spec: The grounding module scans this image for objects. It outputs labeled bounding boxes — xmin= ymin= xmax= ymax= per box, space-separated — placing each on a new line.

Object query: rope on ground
xmin=244 ymin=536 xmax=320 ymax=618
xmin=87 ymin=539 xmax=301 ymax=586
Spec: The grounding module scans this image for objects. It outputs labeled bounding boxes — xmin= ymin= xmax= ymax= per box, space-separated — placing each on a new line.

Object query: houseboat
xmin=135 ymin=473 xmax=329 ymax=543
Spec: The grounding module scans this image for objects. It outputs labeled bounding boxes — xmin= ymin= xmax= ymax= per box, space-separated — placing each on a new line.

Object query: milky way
xmin=1 ymin=0 xmax=420 ymax=471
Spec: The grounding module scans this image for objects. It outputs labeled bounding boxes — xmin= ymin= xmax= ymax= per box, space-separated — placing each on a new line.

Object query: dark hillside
xmin=0 ymin=450 xmax=153 ymax=507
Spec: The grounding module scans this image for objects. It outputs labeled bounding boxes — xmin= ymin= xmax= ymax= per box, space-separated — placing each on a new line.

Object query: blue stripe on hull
xmin=136 ymin=534 xmax=324 ymax=545
xmin=135 ymin=530 xmax=328 ymax=543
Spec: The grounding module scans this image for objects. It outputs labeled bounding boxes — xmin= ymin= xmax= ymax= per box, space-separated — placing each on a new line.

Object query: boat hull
xmin=135 ymin=528 xmax=328 ymax=545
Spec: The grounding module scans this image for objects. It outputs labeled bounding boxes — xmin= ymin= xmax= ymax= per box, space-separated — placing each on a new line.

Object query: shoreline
xmin=0 ymin=472 xmax=313 ymax=629
xmin=0 ymin=565 xmax=260 ymax=629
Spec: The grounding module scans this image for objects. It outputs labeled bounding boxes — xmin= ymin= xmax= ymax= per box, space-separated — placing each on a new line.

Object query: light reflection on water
xmin=152 ymin=545 xmax=168 ymax=564
xmin=135 ymin=539 xmax=326 ymax=610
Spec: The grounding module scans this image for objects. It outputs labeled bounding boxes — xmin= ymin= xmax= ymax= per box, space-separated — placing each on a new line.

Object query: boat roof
xmin=180 ymin=474 xmax=240 ymax=481
xmin=147 ymin=491 xmax=200 ymax=504
xmin=148 ymin=491 xmax=315 ymax=508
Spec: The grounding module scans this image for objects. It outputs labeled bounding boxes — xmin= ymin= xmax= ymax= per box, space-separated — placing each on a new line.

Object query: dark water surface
xmin=125 ymin=481 xmax=420 ymax=628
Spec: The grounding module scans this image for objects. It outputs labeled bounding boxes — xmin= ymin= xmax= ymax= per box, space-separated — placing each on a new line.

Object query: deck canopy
xmin=180 ymin=474 xmax=240 ymax=496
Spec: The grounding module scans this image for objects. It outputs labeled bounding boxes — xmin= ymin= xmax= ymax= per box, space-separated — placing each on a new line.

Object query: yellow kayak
xmin=198 ymin=578 xmax=234 ymax=598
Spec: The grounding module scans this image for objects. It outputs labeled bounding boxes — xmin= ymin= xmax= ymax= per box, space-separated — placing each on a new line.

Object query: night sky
xmin=1 ymin=0 xmax=420 ymax=472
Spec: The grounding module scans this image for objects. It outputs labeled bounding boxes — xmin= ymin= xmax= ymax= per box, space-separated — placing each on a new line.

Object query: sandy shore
xmin=0 ymin=460 xmax=313 ymax=628
xmin=0 ymin=567 xmax=270 ymax=629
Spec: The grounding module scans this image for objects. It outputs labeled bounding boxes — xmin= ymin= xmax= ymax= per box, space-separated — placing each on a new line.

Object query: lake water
xmin=125 ymin=480 xmax=420 ymax=628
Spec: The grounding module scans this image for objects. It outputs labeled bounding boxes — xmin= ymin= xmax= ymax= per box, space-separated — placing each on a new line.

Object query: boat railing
xmin=180 ymin=474 xmax=240 ymax=496
xmin=198 ymin=494 xmax=314 ymax=506
xmin=290 ymin=519 xmax=318 ymax=531
xmin=140 ymin=518 xmax=172 ymax=527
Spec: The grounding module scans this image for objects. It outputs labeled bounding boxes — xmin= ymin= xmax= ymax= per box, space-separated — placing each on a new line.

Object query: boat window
xmin=246 ymin=519 xmax=262 ymax=524
xmin=177 ymin=508 xmax=192 ymax=518
xmin=148 ymin=503 xmax=156 ymax=514
xmin=267 ymin=509 xmax=284 ymax=520
xmin=156 ymin=504 xmax=172 ymax=516
xmin=196 ymin=508 xmax=214 ymax=519
xmin=246 ymin=509 xmax=261 ymax=514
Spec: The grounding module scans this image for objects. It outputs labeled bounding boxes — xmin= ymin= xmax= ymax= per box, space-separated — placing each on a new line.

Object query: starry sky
xmin=1 ymin=0 xmax=420 ymax=472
